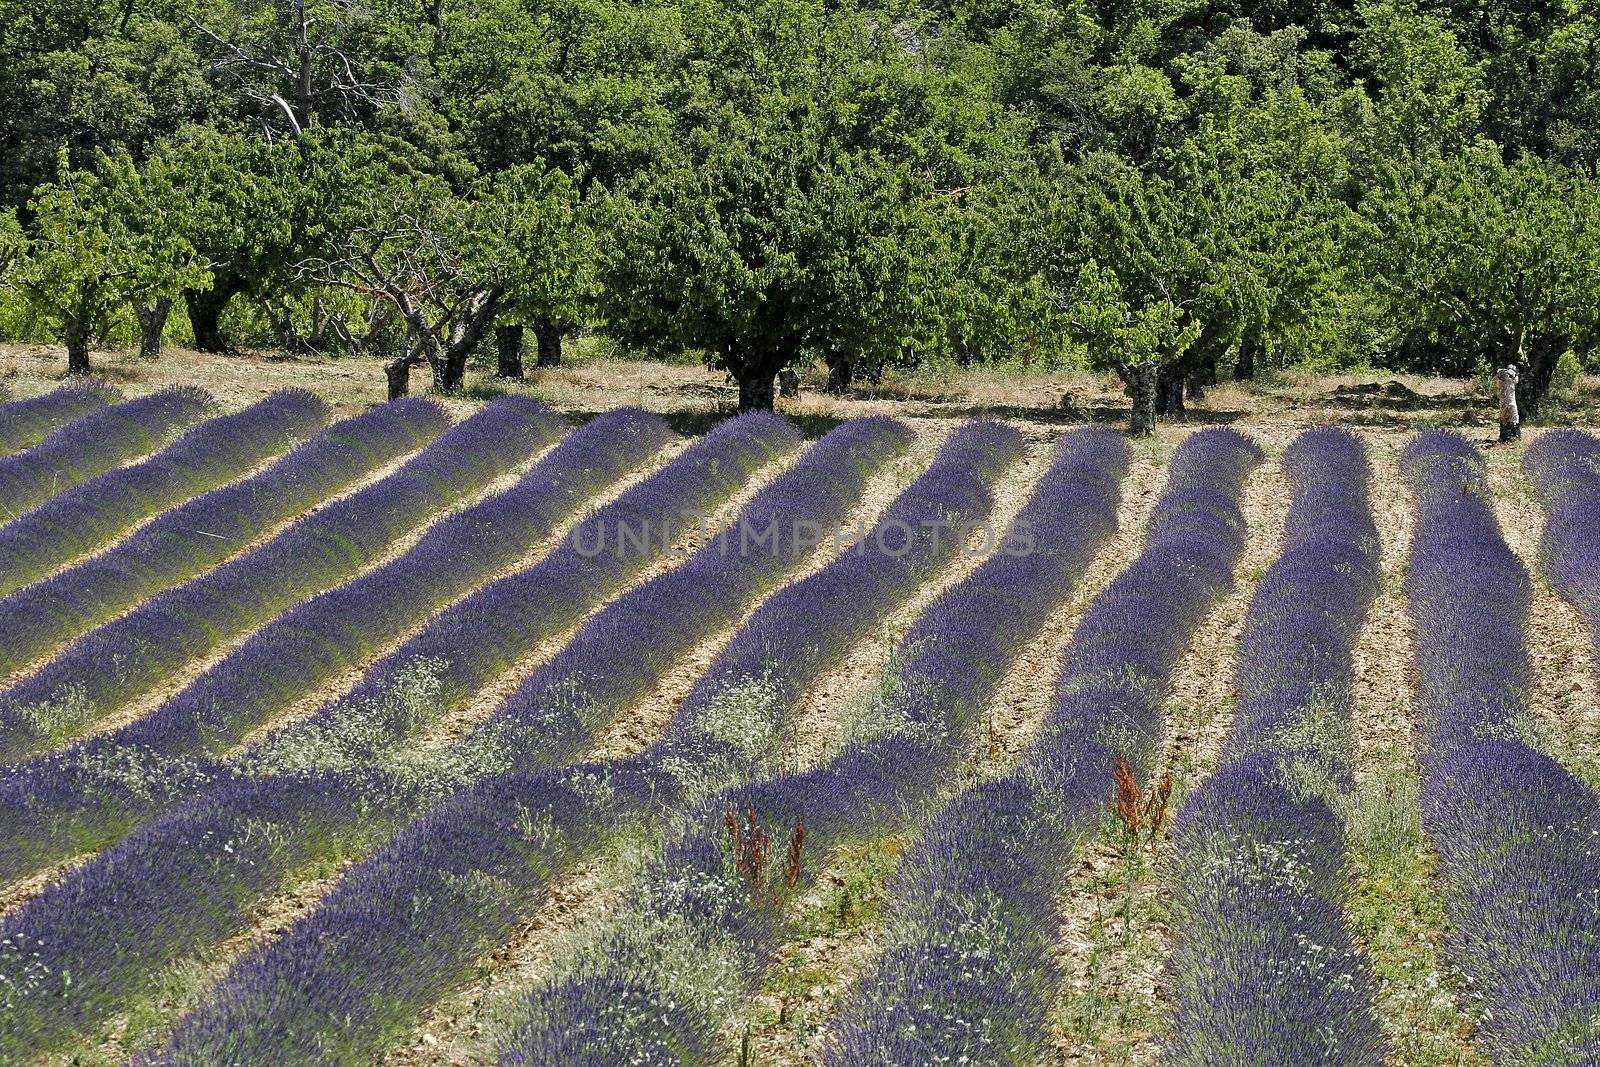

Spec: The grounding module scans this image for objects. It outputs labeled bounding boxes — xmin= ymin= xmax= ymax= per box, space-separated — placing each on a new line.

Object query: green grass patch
xmin=1345 ymin=749 xmax=1484 ymax=1067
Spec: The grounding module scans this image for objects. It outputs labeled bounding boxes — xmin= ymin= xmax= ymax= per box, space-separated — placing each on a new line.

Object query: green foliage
xmin=148 ymin=131 xmax=383 ymax=299
xmin=0 ymin=0 xmax=1593 ymax=412
xmin=1552 ymin=350 xmax=1583 ymax=393
xmin=596 ymin=0 xmax=956 ymax=403
xmin=0 ymin=150 xmax=210 ymax=368
xmin=1365 ymin=149 xmax=1600 ymax=397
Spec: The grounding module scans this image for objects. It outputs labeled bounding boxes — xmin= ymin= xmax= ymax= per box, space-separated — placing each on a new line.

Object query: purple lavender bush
xmin=1163 ymin=427 xmax=1384 ymax=1066
xmin=0 ymin=396 xmax=449 ymax=676
xmin=0 ymin=381 xmax=119 ymax=456
xmin=0 ymin=407 xmax=674 ymax=879
xmin=0 ymin=411 xmax=812 ymax=1060
xmin=499 ymin=427 xmax=1132 ymax=1064
xmin=0 ymin=387 xmax=212 ymax=518
xmin=0 ymin=396 xmax=559 ymax=759
xmin=0 ymin=390 xmax=328 ymax=596
xmin=147 ymin=420 xmax=1016 ymax=1065
xmin=1406 ymin=430 xmax=1600 ymax=1063
xmin=1525 ymin=429 xmax=1600 ymax=660
xmin=453 ymin=415 xmax=916 ymax=781
xmin=821 ymin=428 xmax=1262 ymax=1067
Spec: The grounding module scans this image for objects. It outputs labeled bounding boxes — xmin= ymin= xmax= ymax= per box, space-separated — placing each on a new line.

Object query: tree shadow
xmin=1323 ymin=380 xmax=1478 ymax=413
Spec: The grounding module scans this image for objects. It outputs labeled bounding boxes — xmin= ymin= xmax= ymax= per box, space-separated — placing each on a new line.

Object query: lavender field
xmin=2 ymin=386 xmax=1598 ymax=1066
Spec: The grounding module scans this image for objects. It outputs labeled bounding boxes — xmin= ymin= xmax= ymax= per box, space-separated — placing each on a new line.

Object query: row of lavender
xmin=0 ymin=411 xmax=807 ymax=1059
xmin=0 ymin=406 xmax=675 ymax=879
xmin=0 ymin=396 xmax=564 ymax=760
xmin=235 ymin=408 xmax=808 ymax=779
xmin=502 ymin=427 xmax=1131 ymax=1063
xmin=0 ymin=390 xmax=329 ymax=597
xmin=1405 ymin=431 xmax=1600 ymax=1062
xmin=0 ymin=381 xmax=118 ymax=456
xmin=0 ymin=396 xmax=450 ymax=678
xmin=0 ymin=387 xmax=212 ymax=519
xmin=150 ymin=420 xmax=1017 ymax=1064
xmin=825 ymin=428 xmax=1262 ymax=1065
xmin=1526 ymin=429 xmax=1600 ymax=665
xmin=1163 ymin=428 xmax=1384 ymax=1064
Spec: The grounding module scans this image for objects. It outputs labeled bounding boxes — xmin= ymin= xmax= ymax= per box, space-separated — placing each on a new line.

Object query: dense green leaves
xmin=1367 ymin=149 xmax=1600 ymax=414
xmin=0 ymin=0 xmax=1594 ymax=422
xmin=0 ymin=151 xmax=210 ymax=371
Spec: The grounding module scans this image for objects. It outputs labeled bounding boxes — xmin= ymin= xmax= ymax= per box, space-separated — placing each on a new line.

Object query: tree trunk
xmin=953 ymin=336 xmax=976 ymax=368
xmin=495 ymin=324 xmax=525 ymax=379
xmin=1515 ymin=337 xmax=1564 ymax=423
xmin=737 ymin=368 xmax=777 ymax=412
xmin=1185 ymin=349 xmax=1219 ymax=401
xmin=432 ymin=349 xmax=469 ymax=393
xmin=64 ymin=322 xmax=93 ymax=375
xmin=1495 ymin=365 xmax=1521 ymax=442
xmin=1234 ymin=338 xmax=1257 ymax=381
xmin=385 ymin=356 xmax=414 ymax=400
xmin=533 ymin=320 xmax=563 ymax=368
xmin=431 ymin=290 xmax=501 ymax=393
xmin=824 ymin=348 xmax=854 ymax=394
xmin=183 ymin=279 xmax=240 ymax=353
xmin=136 ymin=296 xmax=172 ymax=361
xmin=1124 ymin=362 xmax=1157 ymax=436
xmin=1155 ymin=364 xmax=1185 ymax=418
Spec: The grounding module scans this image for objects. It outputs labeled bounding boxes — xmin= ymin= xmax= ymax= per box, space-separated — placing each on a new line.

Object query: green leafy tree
xmin=594 ymin=0 xmax=965 ymax=409
xmin=147 ymin=130 xmax=380 ymax=351
xmin=1367 ymin=149 xmax=1600 ymax=419
xmin=1351 ymin=1 xmax=1487 ymax=172
xmin=299 ymin=162 xmax=586 ymax=395
xmin=0 ymin=0 xmax=220 ymax=206
xmin=189 ymin=0 xmax=428 ymax=139
xmin=0 ymin=151 xmax=210 ymax=374
xmin=601 ymin=132 xmax=945 ymax=410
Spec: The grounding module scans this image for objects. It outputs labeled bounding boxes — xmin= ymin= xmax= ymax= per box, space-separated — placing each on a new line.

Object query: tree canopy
xmin=0 ymin=0 xmax=1595 ymax=424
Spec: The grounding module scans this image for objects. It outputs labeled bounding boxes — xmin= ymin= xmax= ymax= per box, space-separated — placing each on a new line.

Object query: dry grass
xmin=1 ymin=341 xmax=1539 ymax=438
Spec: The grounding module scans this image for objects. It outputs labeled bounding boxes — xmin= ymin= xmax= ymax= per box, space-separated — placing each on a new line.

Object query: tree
xmin=1367 ymin=149 xmax=1600 ymax=420
xmin=1351 ymin=1 xmax=1488 ymax=173
xmin=147 ymin=130 xmax=379 ymax=351
xmin=190 ymin=0 xmax=424 ymax=141
xmin=0 ymin=151 xmax=209 ymax=374
xmin=299 ymin=163 xmax=586 ymax=396
xmin=601 ymin=133 xmax=945 ymax=410
xmin=594 ymin=0 xmax=956 ymax=411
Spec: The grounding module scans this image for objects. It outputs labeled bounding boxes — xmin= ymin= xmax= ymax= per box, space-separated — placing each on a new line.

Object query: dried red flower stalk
xmin=1112 ymin=754 xmax=1143 ymax=839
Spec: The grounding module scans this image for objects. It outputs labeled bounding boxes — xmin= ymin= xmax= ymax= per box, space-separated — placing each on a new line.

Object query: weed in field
xmin=12 ymin=683 xmax=97 ymax=745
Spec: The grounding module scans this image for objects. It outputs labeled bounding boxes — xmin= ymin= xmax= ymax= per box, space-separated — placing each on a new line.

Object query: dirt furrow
xmin=1346 ymin=437 xmax=1484 ymax=1067
xmin=1050 ymin=432 xmax=1289 ymax=1065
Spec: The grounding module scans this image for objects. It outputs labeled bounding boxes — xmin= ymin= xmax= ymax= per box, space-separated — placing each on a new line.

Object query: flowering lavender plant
xmin=0 ymin=381 xmax=119 ymax=456
xmin=1406 ymin=429 xmax=1600 ymax=1062
xmin=1163 ymin=427 xmax=1384 ymax=1066
xmin=0 ymin=390 xmax=328 ymax=597
xmin=0 ymin=387 xmax=212 ymax=518
xmin=148 ymin=420 xmax=1016 ymax=1065
xmin=0 ymin=411 xmax=809 ymax=1060
xmin=0 ymin=396 xmax=558 ymax=759
xmin=0 ymin=407 xmax=673 ymax=880
xmin=0 ymin=396 xmax=450 ymax=677
xmin=499 ymin=427 xmax=1132 ymax=1064
xmin=824 ymin=428 xmax=1262 ymax=1066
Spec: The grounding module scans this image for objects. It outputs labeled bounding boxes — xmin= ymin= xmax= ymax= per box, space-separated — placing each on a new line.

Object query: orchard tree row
xmin=0 ymin=0 xmax=1597 ymax=428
